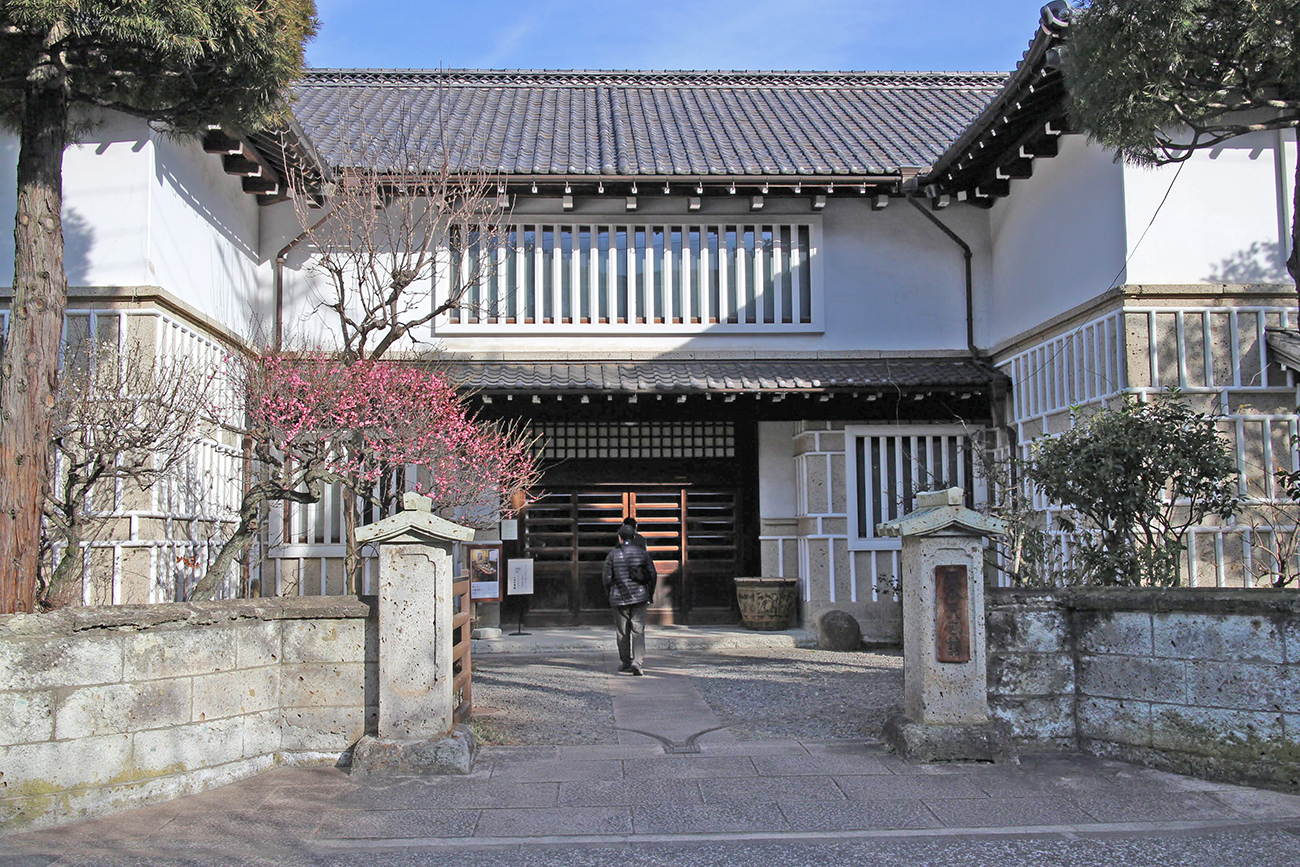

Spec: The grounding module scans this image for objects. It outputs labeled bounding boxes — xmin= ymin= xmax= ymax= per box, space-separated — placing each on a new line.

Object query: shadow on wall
xmin=62 ymin=207 xmax=94 ymax=287
xmin=1206 ymin=241 xmax=1289 ymax=284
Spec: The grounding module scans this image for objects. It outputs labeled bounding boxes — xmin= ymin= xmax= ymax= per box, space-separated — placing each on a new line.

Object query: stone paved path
xmin=6 ymin=649 xmax=1300 ymax=866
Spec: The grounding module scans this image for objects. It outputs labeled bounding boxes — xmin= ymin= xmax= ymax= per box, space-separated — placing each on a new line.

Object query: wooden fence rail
xmin=452 ymin=574 xmax=473 ymax=724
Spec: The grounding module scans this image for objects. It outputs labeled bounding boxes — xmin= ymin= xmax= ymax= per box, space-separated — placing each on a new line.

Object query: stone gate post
xmin=350 ymin=493 xmax=477 ymax=775
xmin=877 ymin=488 xmax=1015 ymax=762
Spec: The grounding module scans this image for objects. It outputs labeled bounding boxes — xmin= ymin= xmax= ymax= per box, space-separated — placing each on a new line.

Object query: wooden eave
xmin=920 ymin=2 xmax=1073 ymax=209
xmin=202 ymin=117 xmax=331 ymax=208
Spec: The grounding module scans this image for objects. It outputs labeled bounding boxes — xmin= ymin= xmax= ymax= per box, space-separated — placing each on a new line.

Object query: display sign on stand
xmin=466 ymin=543 xmax=502 ymax=602
xmin=506 ymin=558 xmax=534 ymax=635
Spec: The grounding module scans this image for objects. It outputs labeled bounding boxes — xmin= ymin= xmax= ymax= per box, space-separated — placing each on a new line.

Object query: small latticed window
xmin=536 ymin=422 xmax=735 ymax=459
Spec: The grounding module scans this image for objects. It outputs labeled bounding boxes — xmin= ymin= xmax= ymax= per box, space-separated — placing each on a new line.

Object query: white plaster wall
xmin=986 ymin=135 xmax=1128 ymax=349
xmin=0 ymin=132 xmax=15 ymax=283
xmin=1 ymin=115 xmax=153 ymax=289
xmin=1122 ymin=129 xmax=1296 ymax=286
xmin=758 ymin=421 xmax=797 ymax=519
xmin=277 ymin=195 xmax=989 ymax=356
xmin=148 ymin=129 xmax=265 ymax=338
xmin=2 ymin=114 xmax=268 ymax=342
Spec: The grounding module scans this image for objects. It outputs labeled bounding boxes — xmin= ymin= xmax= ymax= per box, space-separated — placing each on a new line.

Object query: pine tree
xmin=0 ymin=1 xmax=318 ymax=612
xmin=1063 ymin=0 xmax=1300 ymax=294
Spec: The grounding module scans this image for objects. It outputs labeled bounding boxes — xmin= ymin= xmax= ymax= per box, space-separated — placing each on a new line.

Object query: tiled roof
xmin=291 ymin=69 xmax=1007 ymax=177
xmin=441 ymin=358 xmax=1004 ymax=393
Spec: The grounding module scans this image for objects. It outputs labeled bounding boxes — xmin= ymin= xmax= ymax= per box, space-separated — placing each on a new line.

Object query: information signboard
xmin=466 ymin=543 xmax=502 ymax=602
xmin=507 ymin=558 xmax=534 ymax=596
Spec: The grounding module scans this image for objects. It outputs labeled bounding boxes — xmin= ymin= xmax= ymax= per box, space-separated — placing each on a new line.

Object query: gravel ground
xmin=469 ymin=653 xmax=618 ymax=745
xmin=470 ymin=647 xmax=902 ymax=745
xmin=682 ymin=648 xmax=903 ymax=741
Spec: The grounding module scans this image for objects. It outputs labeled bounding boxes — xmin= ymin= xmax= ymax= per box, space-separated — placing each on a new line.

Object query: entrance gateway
xmin=447 ymin=355 xmax=1004 ymax=631
xmin=510 ymin=421 xmax=754 ymax=626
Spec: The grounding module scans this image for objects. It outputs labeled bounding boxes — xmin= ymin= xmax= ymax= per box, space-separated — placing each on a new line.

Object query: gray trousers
xmin=614 ymin=602 xmax=648 ymax=668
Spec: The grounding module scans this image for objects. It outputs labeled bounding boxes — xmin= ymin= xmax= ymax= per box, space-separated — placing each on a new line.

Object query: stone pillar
xmin=375 ymin=540 xmax=455 ymax=739
xmin=350 ymin=494 xmax=478 ymax=775
xmin=878 ymin=488 xmax=1016 ymax=763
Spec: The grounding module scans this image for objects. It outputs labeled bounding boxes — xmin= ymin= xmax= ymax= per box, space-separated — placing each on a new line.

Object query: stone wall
xmin=0 ymin=597 xmax=376 ymax=833
xmin=987 ymin=587 xmax=1300 ymax=791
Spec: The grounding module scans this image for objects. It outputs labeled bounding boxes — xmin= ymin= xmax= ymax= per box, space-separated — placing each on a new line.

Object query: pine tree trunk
xmin=1290 ymin=143 xmax=1300 ymax=309
xmin=0 ymin=80 xmax=67 ymax=614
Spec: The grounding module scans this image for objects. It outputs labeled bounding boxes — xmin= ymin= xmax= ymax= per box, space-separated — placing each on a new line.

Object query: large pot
xmin=734 ymin=576 xmax=799 ymax=631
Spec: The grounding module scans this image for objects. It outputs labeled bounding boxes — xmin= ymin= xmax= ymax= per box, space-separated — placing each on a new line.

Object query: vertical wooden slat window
xmin=578 ymin=227 xmax=591 ymax=322
xmin=761 ymin=226 xmax=775 ymax=324
xmin=485 ymin=227 xmax=499 ymax=322
xmin=616 ymin=228 xmax=629 ymax=322
xmin=522 ymin=226 xmax=536 ymax=322
xmin=797 ymin=225 xmax=812 ymax=323
xmin=725 ymin=226 xmax=739 ymax=323
xmin=559 ymin=227 xmax=573 ymax=323
xmin=597 ymin=228 xmax=610 ymax=322
xmin=775 ymin=225 xmax=789 ymax=323
xmin=447 ymin=228 xmax=462 ymax=323
xmin=504 ymin=229 xmax=517 ymax=322
xmin=740 ymin=226 xmax=755 ymax=323
xmin=652 ymin=226 xmax=665 ymax=322
xmin=634 ymin=227 xmax=647 ymax=323
xmin=707 ymin=228 xmax=721 ymax=323
xmin=853 ymin=431 xmax=977 ymax=540
xmin=440 ymin=221 xmax=818 ymax=328
xmin=541 ymin=226 xmax=555 ymax=323
xmin=688 ymin=228 xmax=702 ymax=323
xmin=466 ymin=229 xmax=481 ymax=324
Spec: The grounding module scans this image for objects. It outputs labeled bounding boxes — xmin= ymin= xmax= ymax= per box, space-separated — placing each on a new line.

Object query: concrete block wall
xmin=987 ymin=587 xmax=1300 ymax=792
xmin=0 ymin=597 xmax=376 ymax=833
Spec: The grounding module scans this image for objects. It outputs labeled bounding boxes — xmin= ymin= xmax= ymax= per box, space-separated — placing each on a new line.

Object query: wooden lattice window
xmin=536 ymin=421 xmax=735 ymax=460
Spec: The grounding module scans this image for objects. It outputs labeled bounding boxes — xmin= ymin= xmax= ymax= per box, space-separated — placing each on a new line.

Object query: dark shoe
xmin=617 ymin=664 xmax=633 ymax=673
xmin=631 ymin=665 xmax=644 ymax=676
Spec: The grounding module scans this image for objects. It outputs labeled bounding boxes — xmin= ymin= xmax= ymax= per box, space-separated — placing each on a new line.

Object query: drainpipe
xmin=273 ymin=209 xmax=334 ymax=351
xmin=905 ymin=195 xmax=976 ymax=355
xmin=904 ymin=196 xmax=1011 ymax=473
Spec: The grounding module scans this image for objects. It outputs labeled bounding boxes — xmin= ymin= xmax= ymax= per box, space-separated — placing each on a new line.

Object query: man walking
xmin=603 ymin=524 xmax=656 ymax=675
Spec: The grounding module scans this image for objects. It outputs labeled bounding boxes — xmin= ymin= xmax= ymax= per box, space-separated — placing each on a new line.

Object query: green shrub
xmin=1025 ymin=391 xmax=1239 ymax=586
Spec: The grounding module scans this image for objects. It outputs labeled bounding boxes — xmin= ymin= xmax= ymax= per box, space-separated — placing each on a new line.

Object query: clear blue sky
xmin=307 ymin=1 xmax=1056 ymax=72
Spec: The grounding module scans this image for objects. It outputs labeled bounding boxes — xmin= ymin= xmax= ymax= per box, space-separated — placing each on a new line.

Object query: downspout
xmin=273 ymin=208 xmax=333 ymax=351
xmin=904 ymin=195 xmax=1012 ymax=490
xmin=905 ymin=194 xmax=976 ymax=355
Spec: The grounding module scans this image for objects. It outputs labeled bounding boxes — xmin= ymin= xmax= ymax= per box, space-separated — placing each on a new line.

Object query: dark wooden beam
xmin=201 ymin=128 xmax=241 ymax=154
xmin=1020 ymin=133 xmax=1059 ymax=159
xmin=242 ymin=175 xmax=280 ymax=194
xmin=974 ymin=178 xmax=1011 ymax=198
xmin=999 ymin=157 xmax=1034 ymax=180
xmin=222 ymin=153 xmax=264 ymax=176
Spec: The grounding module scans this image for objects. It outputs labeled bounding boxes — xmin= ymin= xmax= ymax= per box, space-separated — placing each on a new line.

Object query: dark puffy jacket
xmin=602 ymin=543 xmax=656 ymax=606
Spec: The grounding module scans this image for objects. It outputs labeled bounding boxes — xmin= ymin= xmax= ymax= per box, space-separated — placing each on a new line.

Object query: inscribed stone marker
xmin=935 ymin=565 xmax=970 ymax=663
